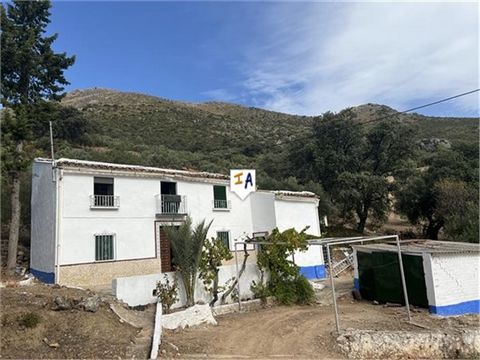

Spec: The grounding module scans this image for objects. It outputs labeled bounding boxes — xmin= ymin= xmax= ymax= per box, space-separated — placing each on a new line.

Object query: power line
xmin=197 ymin=88 xmax=479 ymax=160
xmin=263 ymin=88 xmax=480 ymax=151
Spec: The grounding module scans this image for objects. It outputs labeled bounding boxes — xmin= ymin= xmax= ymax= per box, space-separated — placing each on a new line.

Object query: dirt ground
xmin=0 ymin=284 xmax=141 ymax=359
xmin=161 ymin=277 xmax=480 ymax=359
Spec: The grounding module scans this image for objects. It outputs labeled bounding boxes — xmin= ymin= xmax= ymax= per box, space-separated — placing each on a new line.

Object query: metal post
xmin=49 ymin=121 xmax=55 ymax=161
xmin=234 ymin=242 xmax=241 ymax=311
xmin=327 ymin=244 xmax=340 ymax=333
xmin=395 ymin=235 xmax=411 ymax=321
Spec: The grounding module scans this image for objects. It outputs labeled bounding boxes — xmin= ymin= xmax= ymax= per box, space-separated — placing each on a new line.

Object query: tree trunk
xmin=356 ymin=211 xmax=368 ymax=232
xmin=425 ymin=220 xmax=444 ymax=240
xmin=209 ymin=268 xmax=219 ymax=307
xmin=7 ymin=161 xmax=22 ymax=273
xmin=221 ymin=245 xmax=249 ymax=304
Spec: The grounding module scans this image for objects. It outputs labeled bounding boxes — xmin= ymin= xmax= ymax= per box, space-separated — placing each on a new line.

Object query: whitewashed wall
xmin=274 ymin=197 xmax=324 ymax=278
xmin=178 ymin=181 xmax=254 ymax=250
xmin=30 ymin=161 xmax=56 ymax=282
xmin=113 ymin=263 xmax=262 ymax=307
xmin=426 ymin=253 xmax=480 ymax=315
xmin=250 ymin=192 xmax=277 ymax=234
xmin=58 ymin=170 xmax=258 ymax=264
xmin=59 ymin=173 xmax=159 ymax=264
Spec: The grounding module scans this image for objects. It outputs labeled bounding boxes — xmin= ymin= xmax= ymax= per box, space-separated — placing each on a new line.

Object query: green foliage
xmin=275 ymin=275 xmax=315 ymax=305
xmin=434 ymin=180 xmax=479 ymax=243
xmin=17 ymin=312 xmax=41 ymax=328
xmin=396 ymin=149 xmax=479 ymax=240
xmin=164 ymin=217 xmax=212 ymax=307
xmin=254 ymin=228 xmax=315 ymax=305
xmin=1 ymin=0 xmax=75 ymax=106
xmin=199 ymin=237 xmax=233 ymax=306
xmin=336 ymin=172 xmax=391 ymax=231
xmin=155 ymin=274 xmax=179 ymax=314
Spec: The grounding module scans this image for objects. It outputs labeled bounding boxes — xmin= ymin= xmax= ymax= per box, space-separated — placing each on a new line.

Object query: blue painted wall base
xmin=299 ymin=264 xmax=326 ymax=279
xmin=353 ymin=278 xmax=360 ymax=290
xmin=430 ymin=300 xmax=480 ymax=316
xmin=30 ymin=268 xmax=55 ymax=284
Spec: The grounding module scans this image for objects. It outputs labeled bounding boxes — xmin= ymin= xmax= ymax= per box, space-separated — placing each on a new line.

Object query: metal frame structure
xmin=233 ymin=234 xmax=411 ymax=333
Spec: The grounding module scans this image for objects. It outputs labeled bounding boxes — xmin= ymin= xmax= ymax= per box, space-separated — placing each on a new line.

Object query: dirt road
xmin=161 ymin=298 xmax=479 ymax=359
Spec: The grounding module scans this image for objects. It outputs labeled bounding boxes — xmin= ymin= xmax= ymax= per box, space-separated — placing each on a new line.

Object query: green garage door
xmin=357 ymin=251 xmax=428 ymax=308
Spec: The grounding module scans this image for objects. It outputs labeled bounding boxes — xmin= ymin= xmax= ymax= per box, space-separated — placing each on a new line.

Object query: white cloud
xmin=239 ymin=2 xmax=479 ymax=115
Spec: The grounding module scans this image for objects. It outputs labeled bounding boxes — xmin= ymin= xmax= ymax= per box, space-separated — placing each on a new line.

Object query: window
xmin=93 ymin=177 xmax=117 ymax=207
xmin=95 ymin=234 xmax=114 ymax=261
xmin=213 ymin=185 xmax=228 ymax=209
xmin=217 ymin=231 xmax=230 ymax=249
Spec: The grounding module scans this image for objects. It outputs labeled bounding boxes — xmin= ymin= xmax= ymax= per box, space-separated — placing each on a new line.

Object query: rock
xmin=49 ymin=342 xmax=60 ymax=348
xmin=161 ymin=349 xmax=167 ymax=354
xmin=337 ymin=329 xmax=480 ymax=359
xmin=79 ymin=295 xmax=100 ymax=312
xmin=18 ymin=277 xmax=34 ymax=286
xmin=15 ymin=267 xmax=26 ymax=276
xmin=162 ymin=304 xmax=217 ymax=330
xmin=54 ymin=296 xmax=72 ymax=311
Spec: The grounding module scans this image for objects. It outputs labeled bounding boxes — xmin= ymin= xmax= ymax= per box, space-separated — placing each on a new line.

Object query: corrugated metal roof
xmin=353 ymin=240 xmax=479 ymax=255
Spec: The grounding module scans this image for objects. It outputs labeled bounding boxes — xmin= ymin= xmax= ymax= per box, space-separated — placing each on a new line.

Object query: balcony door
xmin=94 ymin=177 xmax=114 ymax=207
xmin=160 ymin=181 xmax=180 ymax=214
xmin=161 ymin=181 xmax=177 ymax=195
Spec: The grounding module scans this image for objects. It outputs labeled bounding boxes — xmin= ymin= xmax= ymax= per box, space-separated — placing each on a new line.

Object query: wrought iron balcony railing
xmin=213 ymin=199 xmax=231 ymax=210
xmin=156 ymin=194 xmax=187 ymax=215
xmin=90 ymin=195 xmax=120 ymax=209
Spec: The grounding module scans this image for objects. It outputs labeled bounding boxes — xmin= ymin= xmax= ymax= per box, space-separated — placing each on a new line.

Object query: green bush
xmin=294 ymin=275 xmax=316 ymax=305
xmin=18 ymin=312 xmax=41 ymax=328
xmin=273 ymin=276 xmax=315 ymax=305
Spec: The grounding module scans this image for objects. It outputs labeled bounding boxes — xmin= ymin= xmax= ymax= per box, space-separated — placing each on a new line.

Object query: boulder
xmin=162 ymin=304 xmax=217 ymax=330
xmin=54 ymin=296 xmax=72 ymax=311
xmin=78 ymin=295 xmax=100 ymax=312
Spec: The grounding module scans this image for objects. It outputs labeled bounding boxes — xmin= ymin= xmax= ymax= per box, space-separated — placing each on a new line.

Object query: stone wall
xmin=337 ymin=329 xmax=480 ymax=359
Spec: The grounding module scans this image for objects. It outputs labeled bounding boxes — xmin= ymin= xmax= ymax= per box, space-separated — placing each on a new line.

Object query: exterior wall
xmin=274 ymin=198 xmax=325 ymax=279
xmin=250 ymin=192 xmax=276 ymax=234
xmin=113 ymin=263 xmax=262 ymax=307
xmin=32 ymin=159 xmax=325 ymax=287
xmin=177 ymin=181 xmax=254 ymax=250
xmin=59 ymin=173 xmax=158 ymax=265
xmin=59 ymin=259 xmax=160 ymax=287
xmin=60 ymin=258 xmax=160 ymax=287
xmin=55 ymin=169 xmax=258 ymax=286
xmin=427 ymin=253 xmax=480 ymax=315
xmin=30 ymin=161 xmax=56 ymax=283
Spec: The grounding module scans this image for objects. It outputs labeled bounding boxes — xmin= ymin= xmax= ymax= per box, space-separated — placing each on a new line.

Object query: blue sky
xmin=48 ymin=1 xmax=479 ymax=117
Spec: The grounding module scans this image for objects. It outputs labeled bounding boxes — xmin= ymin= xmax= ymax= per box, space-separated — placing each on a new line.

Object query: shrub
xmin=155 ymin=274 xmax=179 ymax=314
xmin=255 ymin=228 xmax=315 ymax=305
xmin=18 ymin=312 xmax=41 ymax=328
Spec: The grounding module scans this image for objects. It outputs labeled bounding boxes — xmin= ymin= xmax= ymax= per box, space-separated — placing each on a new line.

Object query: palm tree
xmin=164 ymin=217 xmax=212 ymax=307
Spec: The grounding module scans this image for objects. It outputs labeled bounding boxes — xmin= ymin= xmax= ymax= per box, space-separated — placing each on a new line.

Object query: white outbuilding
xmin=352 ymin=240 xmax=480 ymax=316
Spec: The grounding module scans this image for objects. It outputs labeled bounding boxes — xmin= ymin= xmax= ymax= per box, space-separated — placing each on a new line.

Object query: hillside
xmin=59 ymin=88 xmax=478 ymax=175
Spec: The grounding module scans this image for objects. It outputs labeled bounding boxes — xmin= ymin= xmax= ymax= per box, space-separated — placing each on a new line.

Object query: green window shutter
xmin=95 ymin=235 xmax=114 ymax=261
xmin=213 ymin=185 xmax=227 ymax=201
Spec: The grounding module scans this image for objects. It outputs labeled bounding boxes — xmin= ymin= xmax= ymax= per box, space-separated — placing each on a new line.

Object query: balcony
xmin=213 ymin=199 xmax=231 ymax=211
xmin=90 ymin=195 xmax=120 ymax=209
xmin=155 ymin=194 xmax=187 ymax=218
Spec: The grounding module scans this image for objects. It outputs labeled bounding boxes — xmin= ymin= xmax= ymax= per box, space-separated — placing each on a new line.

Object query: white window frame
xmin=94 ymin=233 xmax=116 ymax=262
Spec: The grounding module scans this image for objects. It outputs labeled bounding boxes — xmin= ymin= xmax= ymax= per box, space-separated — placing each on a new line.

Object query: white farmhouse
xmin=30 ymin=158 xmax=325 ymax=293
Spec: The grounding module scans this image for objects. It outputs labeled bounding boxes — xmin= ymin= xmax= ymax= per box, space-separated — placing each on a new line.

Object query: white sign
xmin=230 ymin=169 xmax=256 ymax=200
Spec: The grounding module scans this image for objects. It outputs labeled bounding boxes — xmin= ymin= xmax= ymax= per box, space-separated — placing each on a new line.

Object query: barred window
xmin=95 ymin=234 xmax=114 ymax=261
xmin=217 ymin=231 xmax=230 ymax=249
